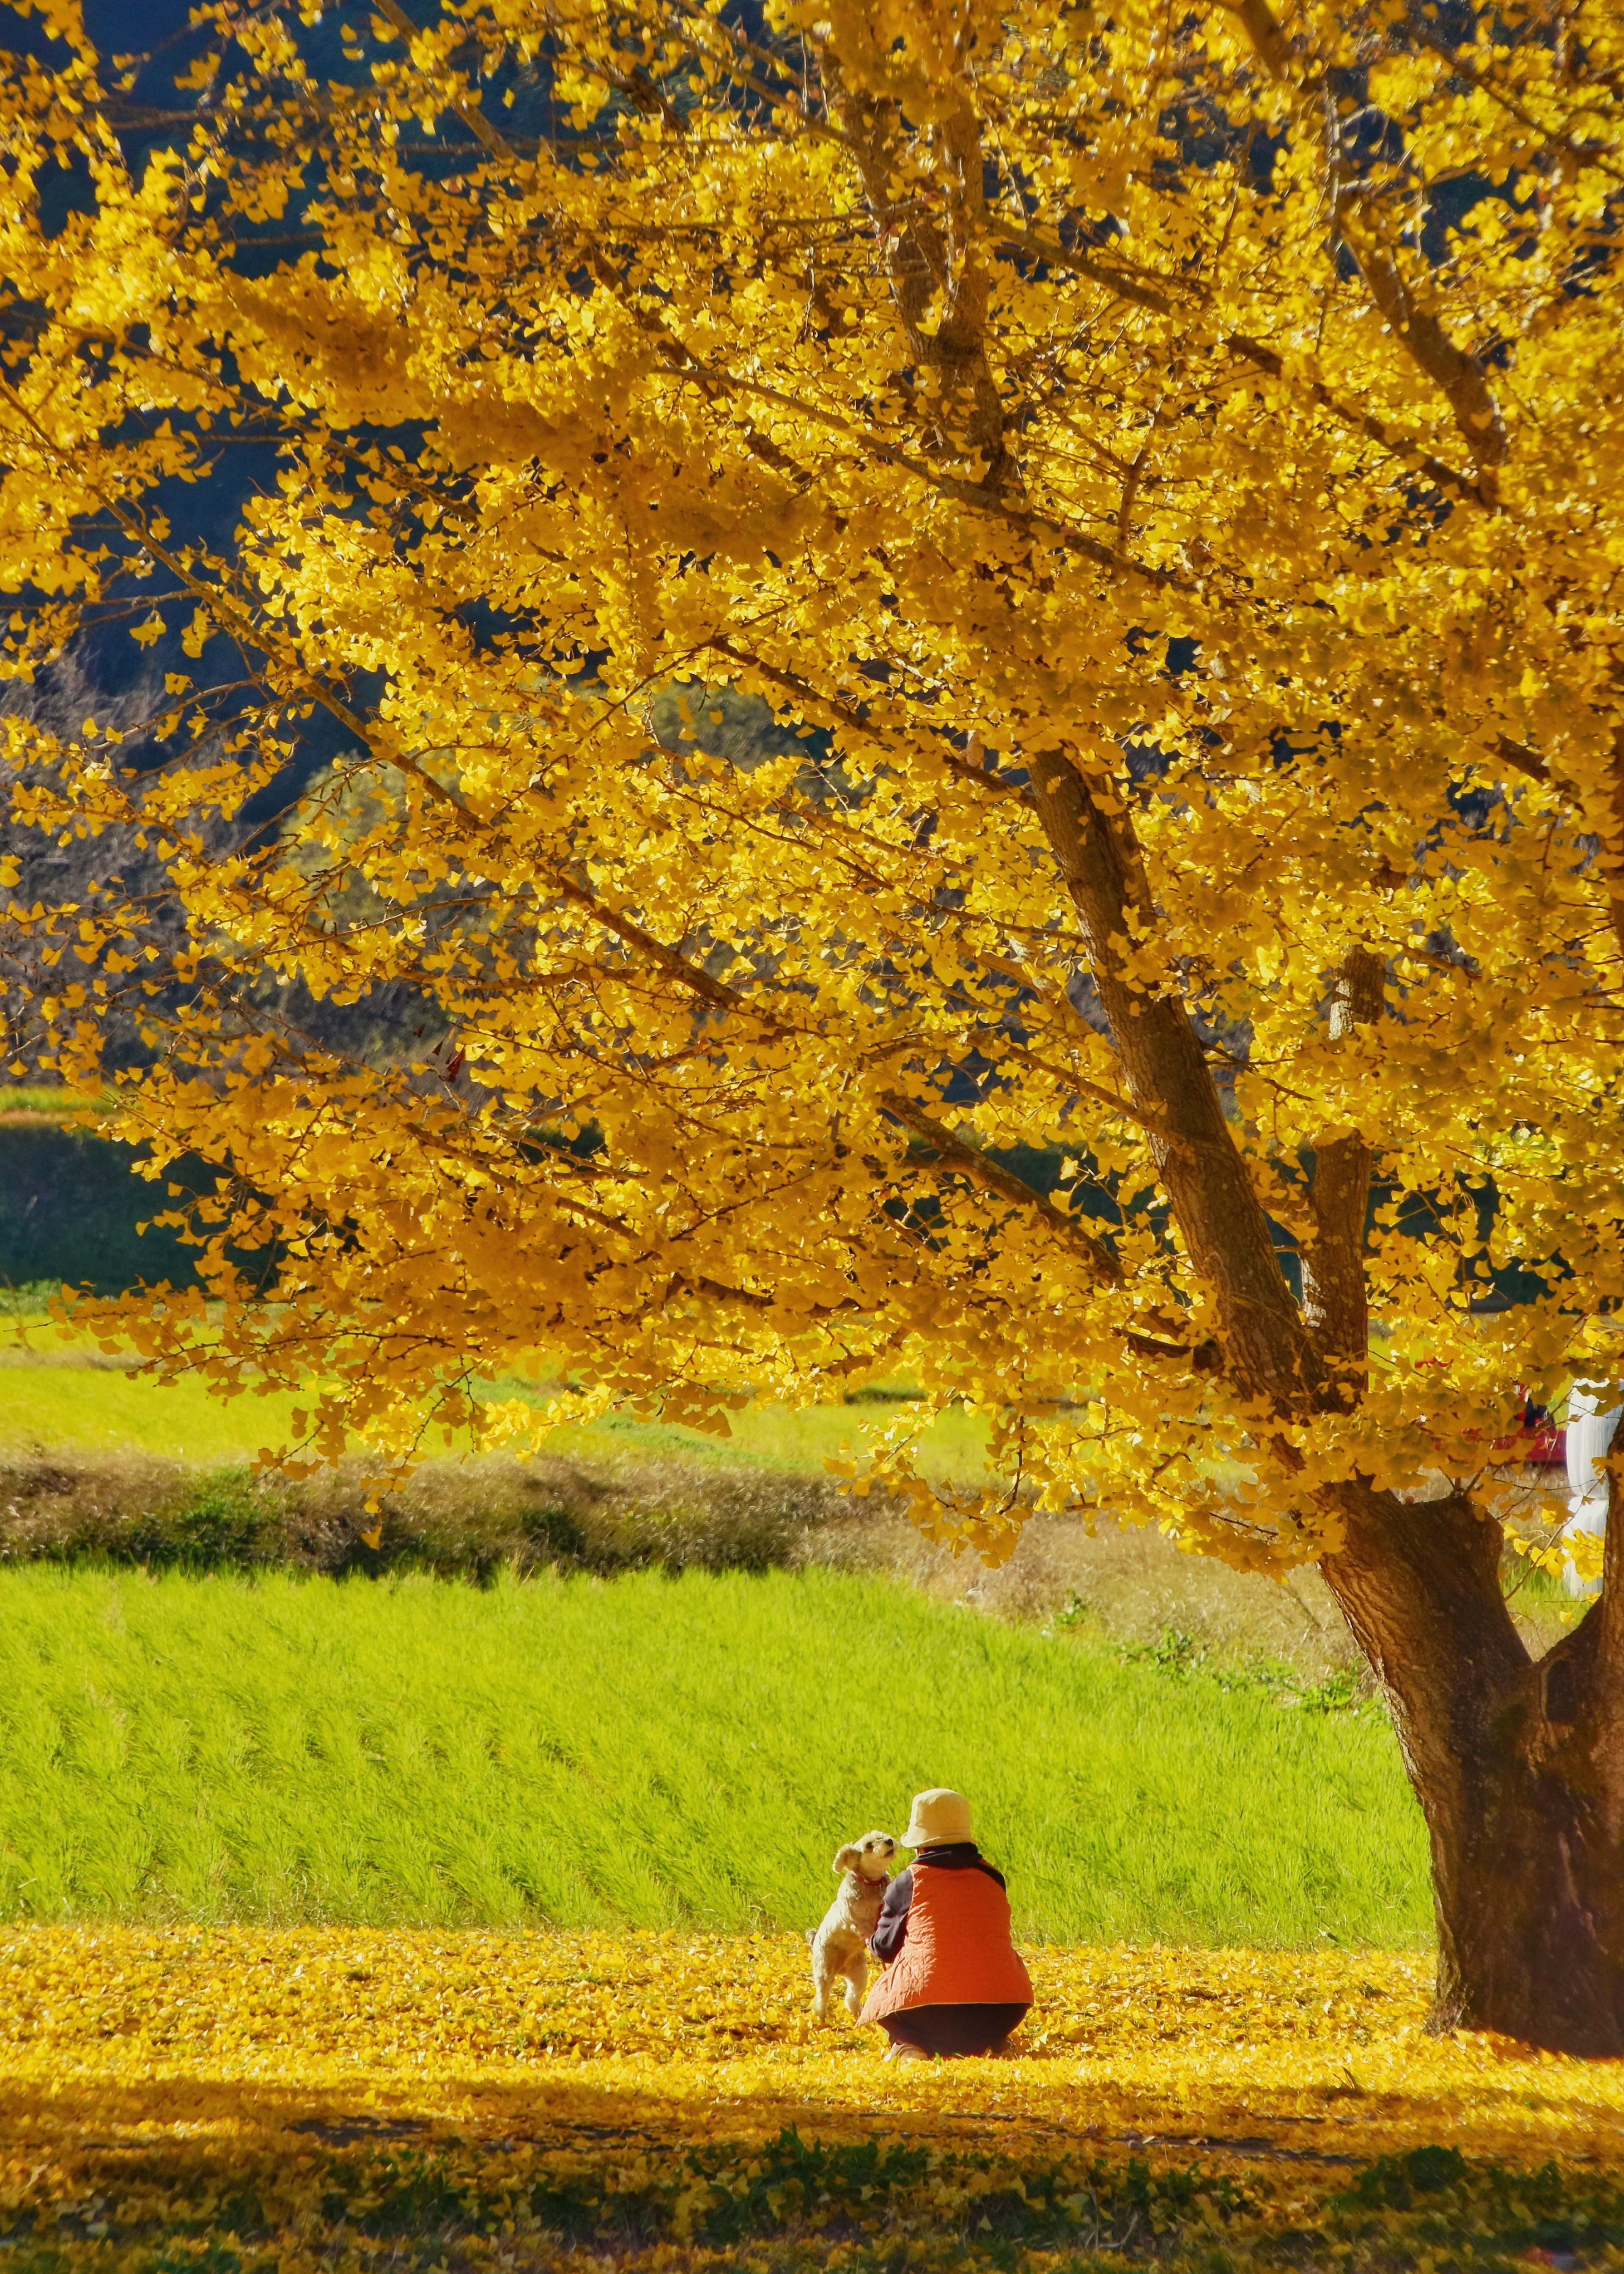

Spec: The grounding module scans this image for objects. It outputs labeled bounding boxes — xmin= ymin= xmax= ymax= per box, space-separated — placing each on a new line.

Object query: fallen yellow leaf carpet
xmin=4 ymin=1929 xmax=1624 ymax=2274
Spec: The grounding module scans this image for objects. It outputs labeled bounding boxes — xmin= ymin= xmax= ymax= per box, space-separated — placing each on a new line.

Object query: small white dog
xmin=808 ymin=1829 xmax=896 ymax=2020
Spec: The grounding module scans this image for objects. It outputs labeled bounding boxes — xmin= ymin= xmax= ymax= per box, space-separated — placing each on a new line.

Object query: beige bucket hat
xmin=903 ymin=1787 xmax=973 ymax=1850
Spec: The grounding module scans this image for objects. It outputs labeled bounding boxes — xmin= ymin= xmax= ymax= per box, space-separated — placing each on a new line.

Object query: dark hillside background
xmin=0 ymin=1110 xmax=1085 ymax=1299
xmin=0 ymin=1123 xmax=203 ymax=1296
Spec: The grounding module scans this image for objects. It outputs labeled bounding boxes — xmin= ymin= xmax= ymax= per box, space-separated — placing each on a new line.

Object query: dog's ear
xmin=833 ymin=1845 xmax=862 ymax=1875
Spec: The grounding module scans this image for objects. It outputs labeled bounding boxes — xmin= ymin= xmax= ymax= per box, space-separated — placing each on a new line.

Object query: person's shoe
xmin=882 ymin=2041 xmax=933 ymax=2062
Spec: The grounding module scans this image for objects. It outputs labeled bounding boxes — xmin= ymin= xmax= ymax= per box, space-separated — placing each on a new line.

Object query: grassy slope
xmin=0 ymin=1564 xmax=1427 ymax=1946
xmin=0 ymin=1088 xmax=111 ymax=1115
xmin=0 ymin=1340 xmax=990 ymax=1478
xmin=0 ymin=1363 xmax=314 ymax=1466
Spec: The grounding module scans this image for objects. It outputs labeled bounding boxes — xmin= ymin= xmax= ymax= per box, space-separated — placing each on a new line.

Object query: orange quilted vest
xmin=858 ymin=1861 xmax=1034 ymax=2022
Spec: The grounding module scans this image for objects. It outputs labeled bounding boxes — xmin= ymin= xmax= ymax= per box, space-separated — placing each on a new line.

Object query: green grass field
xmin=0 ymin=1359 xmax=312 ymax=1466
xmin=0 ymin=1342 xmax=992 ymax=1480
xmin=0 ymin=1563 xmax=1429 ymax=1946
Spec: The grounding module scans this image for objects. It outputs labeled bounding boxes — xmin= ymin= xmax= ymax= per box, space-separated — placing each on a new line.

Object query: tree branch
xmin=1410 ymin=30 xmax=1624 ymax=189
xmin=878 ymin=1088 xmax=1124 ymax=1286
xmin=1492 ymin=733 xmax=1624 ymax=969
xmin=1215 ymin=0 xmax=1508 ymax=502
xmin=993 ymin=222 xmax=1482 ymax=505
xmin=1334 ymin=218 xmax=1507 ymax=494
xmin=1300 ymin=945 xmax=1385 ymax=1381
xmin=370 ymin=0 xmax=520 ymax=165
xmin=538 ymin=866 xmax=767 ymax=1022
xmin=1028 ymin=746 xmax=1329 ymax=1409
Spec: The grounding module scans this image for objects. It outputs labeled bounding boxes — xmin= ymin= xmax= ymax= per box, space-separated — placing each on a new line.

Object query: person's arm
xmin=870 ymin=1868 xmax=912 ymax=1962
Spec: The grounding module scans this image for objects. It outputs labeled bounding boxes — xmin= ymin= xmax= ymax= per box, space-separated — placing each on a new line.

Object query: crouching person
xmin=859 ymin=1788 xmax=1032 ymax=2060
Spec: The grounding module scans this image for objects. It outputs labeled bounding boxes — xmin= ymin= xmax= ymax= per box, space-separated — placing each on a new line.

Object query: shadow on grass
xmin=8 ymin=2074 xmax=1624 ymax=2272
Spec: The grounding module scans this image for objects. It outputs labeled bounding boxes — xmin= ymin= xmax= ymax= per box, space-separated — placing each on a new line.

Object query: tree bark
xmin=1323 ymin=1485 xmax=1624 ymax=2054
xmin=1028 ymin=743 xmax=1624 ymax=2053
xmin=825 ymin=62 xmax=1021 ymax=503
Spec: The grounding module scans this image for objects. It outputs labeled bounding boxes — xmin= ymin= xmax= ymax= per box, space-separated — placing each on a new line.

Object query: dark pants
xmin=880 ymin=2002 xmax=1030 ymax=2057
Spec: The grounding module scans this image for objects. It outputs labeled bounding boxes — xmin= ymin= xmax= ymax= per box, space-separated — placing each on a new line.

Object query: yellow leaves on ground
xmin=5 ymin=1928 xmax=1624 ymax=2169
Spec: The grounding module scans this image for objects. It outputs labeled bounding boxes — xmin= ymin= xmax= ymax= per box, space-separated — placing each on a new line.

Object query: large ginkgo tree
xmin=3 ymin=0 xmax=1624 ymax=2047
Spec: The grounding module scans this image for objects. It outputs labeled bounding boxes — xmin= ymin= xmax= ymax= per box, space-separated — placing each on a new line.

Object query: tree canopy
xmin=3 ymin=0 xmax=1621 ymax=1552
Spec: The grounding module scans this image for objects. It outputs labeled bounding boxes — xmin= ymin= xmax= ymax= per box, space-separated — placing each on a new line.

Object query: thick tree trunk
xmin=1322 ymin=1484 xmax=1624 ymax=2054
xmin=1026 ymin=745 xmax=1624 ymax=2052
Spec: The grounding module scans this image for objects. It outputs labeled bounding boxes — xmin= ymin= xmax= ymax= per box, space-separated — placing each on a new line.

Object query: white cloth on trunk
xmin=1564 ymin=1382 xmax=1622 ymax=1597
